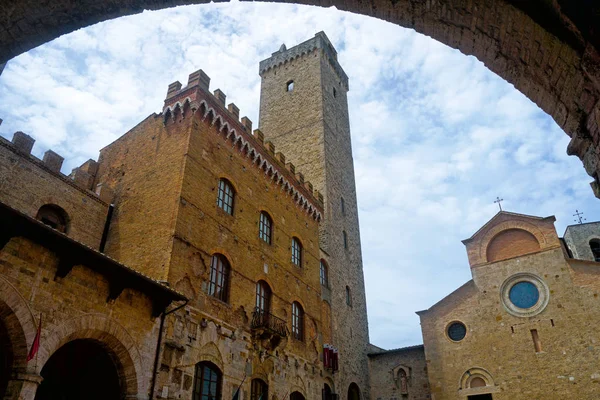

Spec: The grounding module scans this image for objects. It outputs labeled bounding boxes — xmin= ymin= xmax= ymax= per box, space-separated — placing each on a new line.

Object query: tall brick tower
xmin=258 ymin=32 xmax=370 ymax=398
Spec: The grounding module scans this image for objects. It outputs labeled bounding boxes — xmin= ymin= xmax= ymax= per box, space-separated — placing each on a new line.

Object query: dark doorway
xmin=323 ymin=383 xmax=333 ymax=400
xmin=468 ymin=395 xmax=493 ymax=400
xmin=0 ymin=319 xmax=14 ymax=398
xmin=35 ymin=339 xmax=122 ymax=400
xmin=348 ymin=383 xmax=360 ymax=400
xmin=290 ymin=391 xmax=305 ymax=400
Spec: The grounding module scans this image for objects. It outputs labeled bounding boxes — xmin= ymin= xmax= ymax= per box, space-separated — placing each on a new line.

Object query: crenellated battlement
xmin=258 ymin=31 xmax=349 ymax=91
xmin=1 ymin=131 xmax=114 ymax=204
xmin=162 ymin=69 xmax=323 ymax=221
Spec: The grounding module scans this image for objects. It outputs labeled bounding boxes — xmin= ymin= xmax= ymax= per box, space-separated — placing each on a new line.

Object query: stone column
xmin=3 ymin=373 xmax=43 ymax=400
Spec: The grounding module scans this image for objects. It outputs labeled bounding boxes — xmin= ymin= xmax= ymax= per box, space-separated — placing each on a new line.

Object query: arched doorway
xmin=322 ymin=383 xmax=333 ymax=400
xmin=290 ymin=391 xmax=305 ymax=400
xmin=35 ymin=339 xmax=123 ymax=400
xmin=347 ymin=383 xmax=360 ymax=400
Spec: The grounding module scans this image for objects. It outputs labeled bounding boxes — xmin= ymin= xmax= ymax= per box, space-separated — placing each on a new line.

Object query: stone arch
xmin=347 ymin=382 xmax=361 ymax=400
xmin=0 ymin=276 xmax=38 ymax=399
xmin=486 ymin=228 xmax=541 ymax=262
xmin=3 ymin=2 xmax=600 ymax=195
xmin=479 ymin=220 xmax=547 ymax=263
xmin=197 ymin=341 xmax=225 ymax=372
xmin=458 ymin=367 xmax=498 ymax=396
xmin=36 ymin=314 xmax=146 ymax=397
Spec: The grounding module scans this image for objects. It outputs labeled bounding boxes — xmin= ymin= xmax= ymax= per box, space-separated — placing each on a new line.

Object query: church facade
xmin=416 ymin=212 xmax=600 ymax=399
xmin=0 ymin=32 xmax=370 ymax=400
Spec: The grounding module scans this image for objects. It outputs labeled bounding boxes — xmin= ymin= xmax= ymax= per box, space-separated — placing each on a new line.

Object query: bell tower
xmin=258 ymin=32 xmax=370 ymax=398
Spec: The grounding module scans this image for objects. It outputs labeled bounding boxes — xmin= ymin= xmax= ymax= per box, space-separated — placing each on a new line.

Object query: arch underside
xmin=1 ymin=1 xmax=600 ymax=196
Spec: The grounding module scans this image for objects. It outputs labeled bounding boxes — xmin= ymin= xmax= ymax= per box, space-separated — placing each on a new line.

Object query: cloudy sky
xmin=1 ymin=1 xmax=598 ymax=349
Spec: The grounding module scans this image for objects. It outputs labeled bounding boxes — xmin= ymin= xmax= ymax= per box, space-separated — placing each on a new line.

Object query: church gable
xmin=462 ymin=211 xmax=561 ymax=268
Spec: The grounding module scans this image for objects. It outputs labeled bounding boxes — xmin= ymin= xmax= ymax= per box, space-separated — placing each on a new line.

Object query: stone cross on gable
xmin=494 ymin=197 xmax=504 ymax=211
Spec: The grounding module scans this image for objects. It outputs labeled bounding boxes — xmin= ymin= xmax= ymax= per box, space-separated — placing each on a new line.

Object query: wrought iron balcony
xmin=251 ymin=308 xmax=287 ymax=338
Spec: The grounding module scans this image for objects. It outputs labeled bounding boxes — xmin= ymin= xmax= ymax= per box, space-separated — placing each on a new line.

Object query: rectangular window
xmin=259 ymin=212 xmax=272 ymax=244
xmin=217 ymin=179 xmax=234 ymax=215
xmin=291 ymin=237 xmax=302 ymax=266
xmin=531 ymin=329 xmax=542 ymax=352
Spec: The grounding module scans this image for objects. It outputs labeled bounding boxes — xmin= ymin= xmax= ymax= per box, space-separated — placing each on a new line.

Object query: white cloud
xmin=0 ymin=2 xmax=598 ymax=350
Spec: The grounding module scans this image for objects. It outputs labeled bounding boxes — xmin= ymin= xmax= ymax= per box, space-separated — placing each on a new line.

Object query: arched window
xmin=346 ymin=286 xmax=352 ymax=307
xmin=251 ymin=379 xmax=268 ymax=400
xmin=286 ymin=80 xmax=294 ymax=92
xmin=259 ymin=212 xmax=273 ymax=244
xmin=292 ymin=302 xmax=304 ymax=341
xmin=36 ymin=204 xmax=69 ymax=233
xmin=590 ymin=239 xmax=600 ymax=262
xmin=343 ymin=231 xmax=348 ymax=249
xmin=216 ymin=178 xmax=235 ymax=215
xmin=291 ymin=237 xmax=302 ymax=266
xmin=208 ymin=254 xmax=230 ymax=302
xmin=320 ymin=260 xmax=329 ymax=288
xmin=193 ymin=361 xmax=222 ymax=400
xmin=256 ymin=280 xmax=271 ymax=314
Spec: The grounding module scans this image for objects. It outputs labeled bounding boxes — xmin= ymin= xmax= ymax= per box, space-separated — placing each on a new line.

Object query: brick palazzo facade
xmin=0 ymin=33 xmax=370 ymax=400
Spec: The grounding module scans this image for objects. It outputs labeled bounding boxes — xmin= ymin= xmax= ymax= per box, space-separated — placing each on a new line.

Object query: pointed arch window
xmin=251 ymin=379 xmax=268 ymax=400
xmin=320 ymin=260 xmax=329 ymax=288
xmin=36 ymin=204 xmax=69 ymax=233
xmin=217 ymin=178 xmax=235 ymax=215
xmin=193 ymin=362 xmax=222 ymax=400
xmin=259 ymin=212 xmax=273 ymax=244
xmin=399 ymin=368 xmax=408 ymax=394
xmin=291 ymin=237 xmax=302 ymax=266
xmin=590 ymin=239 xmax=600 ymax=262
xmin=208 ymin=254 xmax=230 ymax=302
xmin=292 ymin=302 xmax=304 ymax=341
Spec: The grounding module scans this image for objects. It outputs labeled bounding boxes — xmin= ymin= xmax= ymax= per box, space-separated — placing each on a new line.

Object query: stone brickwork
xmin=2 ymin=1 xmax=600 ymax=200
xmin=91 ymin=70 xmax=331 ymax=399
xmin=563 ymin=221 xmax=600 ymax=261
xmin=368 ymin=345 xmax=430 ymax=400
xmin=0 ymin=207 xmax=184 ymax=400
xmin=418 ymin=212 xmax=600 ymax=400
xmin=258 ymin=32 xmax=371 ymax=399
xmin=0 ymin=134 xmax=110 ymax=249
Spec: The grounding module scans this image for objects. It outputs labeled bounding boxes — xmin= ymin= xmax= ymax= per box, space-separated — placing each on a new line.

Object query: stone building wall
xmin=95 ymin=72 xmax=331 ymax=399
xmin=563 ymin=222 xmax=600 ymax=261
xmin=258 ymin=32 xmax=371 ymax=399
xmin=419 ymin=213 xmax=600 ymax=400
xmin=94 ymin=113 xmax=190 ymax=280
xmin=368 ymin=346 xmax=430 ymax=400
xmin=0 ymin=207 xmax=184 ymax=400
xmin=0 ymin=134 xmax=109 ymax=249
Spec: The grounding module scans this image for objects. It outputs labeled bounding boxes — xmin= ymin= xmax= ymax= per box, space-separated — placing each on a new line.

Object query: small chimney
xmin=213 ymin=89 xmax=226 ymax=106
xmin=11 ymin=132 xmax=35 ymax=154
xmin=166 ymin=81 xmax=182 ymax=99
xmin=42 ymin=150 xmax=64 ymax=173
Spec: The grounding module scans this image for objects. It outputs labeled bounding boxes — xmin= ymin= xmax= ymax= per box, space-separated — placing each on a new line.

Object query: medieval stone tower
xmin=258 ymin=32 xmax=370 ymax=398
